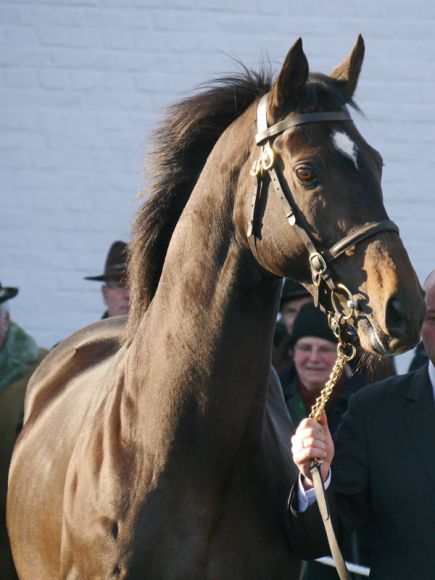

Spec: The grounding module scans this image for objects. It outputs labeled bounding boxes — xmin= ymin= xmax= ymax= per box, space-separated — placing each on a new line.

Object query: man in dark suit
xmin=286 ymin=269 xmax=435 ymax=579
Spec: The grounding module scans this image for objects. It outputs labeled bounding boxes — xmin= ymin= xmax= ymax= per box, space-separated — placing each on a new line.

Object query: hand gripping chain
xmin=307 ymin=310 xmax=357 ymax=580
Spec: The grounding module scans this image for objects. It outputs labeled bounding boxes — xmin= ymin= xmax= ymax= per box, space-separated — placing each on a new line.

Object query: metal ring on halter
xmin=261 ymin=142 xmax=274 ymax=171
xmin=330 ymin=283 xmax=355 ymax=321
xmin=337 ymin=342 xmax=356 ymax=361
xmin=309 ymin=252 xmax=328 ymax=287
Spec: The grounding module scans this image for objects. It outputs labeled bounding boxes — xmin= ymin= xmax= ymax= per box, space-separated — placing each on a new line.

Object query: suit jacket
xmin=285 ymin=363 xmax=435 ymax=580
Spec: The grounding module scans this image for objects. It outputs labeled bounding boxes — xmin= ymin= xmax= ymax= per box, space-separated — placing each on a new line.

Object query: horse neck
xmin=127 ymin=129 xmax=282 ymax=448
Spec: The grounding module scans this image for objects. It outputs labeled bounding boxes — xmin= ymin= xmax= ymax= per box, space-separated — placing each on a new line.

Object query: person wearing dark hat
xmin=85 ymin=241 xmax=130 ymax=319
xmin=283 ymin=302 xmax=371 ymax=580
xmin=0 ymin=282 xmax=47 ymax=579
xmin=287 ymin=270 xmax=435 ymax=580
xmin=273 ymin=279 xmax=312 ymax=373
xmin=279 ymin=278 xmax=312 ymax=335
xmin=281 ymin=302 xmax=366 ymax=436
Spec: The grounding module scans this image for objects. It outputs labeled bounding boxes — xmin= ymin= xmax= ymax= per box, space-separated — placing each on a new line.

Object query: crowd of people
xmin=0 ymin=248 xmax=432 ymax=579
xmin=269 ymin=274 xmax=428 ymax=579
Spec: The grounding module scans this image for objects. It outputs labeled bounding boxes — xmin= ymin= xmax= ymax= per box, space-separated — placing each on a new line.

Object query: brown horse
xmin=8 ymin=36 xmax=424 ymax=579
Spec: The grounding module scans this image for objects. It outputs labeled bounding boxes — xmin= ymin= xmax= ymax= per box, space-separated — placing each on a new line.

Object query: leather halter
xmin=249 ymin=95 xmax=401 ymax=580
xmin=249 ymin=94 xmax=399 ymax=326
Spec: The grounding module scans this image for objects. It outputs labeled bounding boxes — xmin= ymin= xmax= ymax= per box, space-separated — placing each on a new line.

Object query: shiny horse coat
xmin=8 ymin=37 xmax=424 ymax=579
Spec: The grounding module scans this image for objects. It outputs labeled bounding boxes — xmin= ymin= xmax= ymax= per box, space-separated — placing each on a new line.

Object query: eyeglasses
xmin=104 ymin=281 xmax=128 ymax=292
xmin=294 ymin=343 xmax=337 ymax=355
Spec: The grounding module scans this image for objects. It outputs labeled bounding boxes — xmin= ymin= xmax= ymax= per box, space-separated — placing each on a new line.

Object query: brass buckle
xmin=250 ymin=157 xmax=261 ymax=177
xmin=327 ymin=313 xmax=341 ymax=339
xmin=261 ymin=142 xmax=274 ymax=171
xmin=309 ymin=252 xmax=327 ymax=287
xmin=250 ymin=143 xmax=274 ymax=177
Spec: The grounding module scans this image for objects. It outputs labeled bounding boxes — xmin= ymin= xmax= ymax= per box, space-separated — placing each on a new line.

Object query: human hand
xmin=291 ymin=413 xmax=334 ymax=489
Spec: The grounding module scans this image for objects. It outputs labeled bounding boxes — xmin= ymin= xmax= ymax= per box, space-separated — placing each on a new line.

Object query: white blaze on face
xmin=332 ymin=131 xmax=359 ymax=170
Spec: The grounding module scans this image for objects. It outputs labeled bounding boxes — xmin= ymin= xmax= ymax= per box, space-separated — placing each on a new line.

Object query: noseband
xmin=249 ymin=94 xmax=399 ymax=336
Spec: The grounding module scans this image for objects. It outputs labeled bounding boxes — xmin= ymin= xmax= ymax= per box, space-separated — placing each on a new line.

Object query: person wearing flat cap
xmin=0 ymin=282 xmax=47 ymax=578
xmin=85 ymin=241 xmax=130 ymax=319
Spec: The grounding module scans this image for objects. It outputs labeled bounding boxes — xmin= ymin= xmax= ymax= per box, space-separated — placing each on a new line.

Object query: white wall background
xmin=1 ymin=0 xmax=434 ymax=370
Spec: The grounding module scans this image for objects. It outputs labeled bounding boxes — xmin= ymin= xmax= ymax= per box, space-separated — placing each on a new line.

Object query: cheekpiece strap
xmin=256 ymin=94 xmax=269 ymax=135
xmin=252 ymin=94 xmax=400 ymax=319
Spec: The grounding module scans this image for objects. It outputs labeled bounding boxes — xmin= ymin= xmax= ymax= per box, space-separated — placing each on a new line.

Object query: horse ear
xmin=269 ymin=38 xmax=309 ymax=112
xmin=329 ymin=34 xmax=365 ymax=99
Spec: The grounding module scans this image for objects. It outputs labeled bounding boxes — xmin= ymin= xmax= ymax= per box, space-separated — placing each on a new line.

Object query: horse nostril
xmin=386 ymin=295 xmax=408 ymax=338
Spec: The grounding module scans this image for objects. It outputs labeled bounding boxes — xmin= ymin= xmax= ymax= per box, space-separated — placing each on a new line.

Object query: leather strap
xmin=253 ymin=94 xmax=400 ymax=317
xmin=256 ymin=111 xmax=352 ymax=145
xmin=256 ymin=94 xmax=269 ymax=135
xmin=247 ymin=178 xmax=262 ymax=238
xmin=252 ymin=95 xmax=390 ymax=579
xmin=251 ymin=95 xmax=370 ymax=577
xmin=311 ymin=465 xmax=350 ymax=580
xmin=325 ymin=220 xmax=399 ymax=262
xmin=267 ymin=163 xmax=346 ymax=310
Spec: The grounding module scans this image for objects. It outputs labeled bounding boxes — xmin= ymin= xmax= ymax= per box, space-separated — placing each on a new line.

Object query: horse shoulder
xmin=23 ymin=316 xmax=126 ymax=423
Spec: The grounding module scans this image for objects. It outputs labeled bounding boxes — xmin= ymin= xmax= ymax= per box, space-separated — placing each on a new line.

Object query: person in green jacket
xmin=0 ymin=282 xmax=47 ymax=580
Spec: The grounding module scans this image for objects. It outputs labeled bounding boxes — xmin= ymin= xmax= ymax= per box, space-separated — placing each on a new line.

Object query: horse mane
xmin=125 ymin=64 xmax=272 ymax=340
xmin=125 ymin=66 xmax=358 ymax=341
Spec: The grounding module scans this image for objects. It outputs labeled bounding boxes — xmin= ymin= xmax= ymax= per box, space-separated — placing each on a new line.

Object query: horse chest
xmin=60 ymin=437 xmax=297 ymax=579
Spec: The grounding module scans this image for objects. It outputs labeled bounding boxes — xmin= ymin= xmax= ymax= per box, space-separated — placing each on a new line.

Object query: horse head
xmin=241 ymin=35 xmax=424 ymax=355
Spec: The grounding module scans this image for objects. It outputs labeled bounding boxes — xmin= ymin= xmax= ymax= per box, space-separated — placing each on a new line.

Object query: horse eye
xmin=295 ymin=166 xmax=315 ymax=183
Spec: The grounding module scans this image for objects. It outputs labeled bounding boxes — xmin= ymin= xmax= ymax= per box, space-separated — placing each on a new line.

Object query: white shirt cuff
xmin=296 ymin=469 xmax=331 ymax=512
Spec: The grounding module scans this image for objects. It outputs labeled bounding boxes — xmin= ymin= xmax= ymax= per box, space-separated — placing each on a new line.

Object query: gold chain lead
xmin=309 ymin=348 xmax=354 ymax=422
xmin=308 ymin=342 xmax=355 ymax=469
xmin=309 ymin=285 xmax=357 ymax=423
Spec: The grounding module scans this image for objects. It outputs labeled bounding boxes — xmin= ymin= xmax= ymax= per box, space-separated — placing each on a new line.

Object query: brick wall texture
xmin=1 ymin=0 xmax=434 ymax=370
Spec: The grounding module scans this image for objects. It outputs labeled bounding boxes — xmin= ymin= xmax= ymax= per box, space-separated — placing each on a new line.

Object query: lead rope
xmin=307 ymin=316 xmax=356 ymax=580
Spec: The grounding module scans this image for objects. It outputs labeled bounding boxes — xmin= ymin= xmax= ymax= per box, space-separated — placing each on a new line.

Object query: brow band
xmin=255 ymin=111 xmax=353 ymax=145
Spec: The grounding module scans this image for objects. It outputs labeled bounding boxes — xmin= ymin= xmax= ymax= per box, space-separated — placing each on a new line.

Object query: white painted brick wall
xmin=1 ymin=0 xmax=434 ymax=371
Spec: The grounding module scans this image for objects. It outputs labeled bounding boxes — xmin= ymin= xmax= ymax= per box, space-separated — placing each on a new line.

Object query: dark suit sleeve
xmin=330 ymin=391 xmax=371 ymax=533
xmin=283 ymin=482 xmax=332 ymax=559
